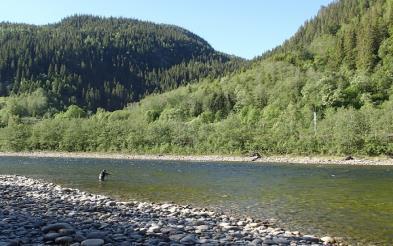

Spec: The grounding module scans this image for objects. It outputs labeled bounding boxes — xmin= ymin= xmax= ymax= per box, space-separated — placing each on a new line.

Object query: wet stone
xmin=86 ymin=232 xmax=107 ymax=239
xmin=59 ymin=228 xmax=76 ymax=236
xmin=179 ymin=234 xmax=198 ymax=244
xmin=81 ymin=238 xmax=105 ymax=246
xmin=44 ymin=232 xmax=61 ymax=241
xmin=169 ymin=234 xmax=185 ymax=241
xmin=274 ymin=237 xmax=290 ymax=244
xmin=263 ymin=238 xmax=276 ymax=245
xmin=55 ymin=236 xmax=74 ymax=244
xmin=42 ymin=223 xmax=73 ymax=233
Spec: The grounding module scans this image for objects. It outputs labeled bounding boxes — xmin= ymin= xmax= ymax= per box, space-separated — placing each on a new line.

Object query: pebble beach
xmin=0 ymin=175 xmax=338 ymax=246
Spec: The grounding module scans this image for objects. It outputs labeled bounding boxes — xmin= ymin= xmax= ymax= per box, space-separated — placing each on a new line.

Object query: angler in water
xmin=99 ymin=169 xmax=111 ymax=181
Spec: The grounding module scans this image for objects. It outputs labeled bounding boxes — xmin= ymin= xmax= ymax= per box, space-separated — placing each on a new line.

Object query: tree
xmin=56 ymin=105 xmax=86 ymax=119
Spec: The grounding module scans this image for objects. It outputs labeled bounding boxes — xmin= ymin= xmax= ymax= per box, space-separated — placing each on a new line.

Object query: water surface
xmin=0 ymin=156 xmax=392 ymax=245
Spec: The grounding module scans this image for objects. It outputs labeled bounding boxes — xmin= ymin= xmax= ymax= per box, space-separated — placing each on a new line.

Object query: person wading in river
xmin=98 ymin=169 xmax=111 ymax=181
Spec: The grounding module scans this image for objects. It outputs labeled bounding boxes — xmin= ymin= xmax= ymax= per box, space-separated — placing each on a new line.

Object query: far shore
xmin=0 ymin=151 xmax=393 ymax=166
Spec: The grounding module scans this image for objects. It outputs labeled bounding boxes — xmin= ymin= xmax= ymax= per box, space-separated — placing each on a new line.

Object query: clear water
xmin=0 ymin=156 xmax=392 ymax=245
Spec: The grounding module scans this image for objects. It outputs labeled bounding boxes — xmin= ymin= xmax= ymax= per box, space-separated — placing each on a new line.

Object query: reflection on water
xmin=0 ymin=156 xmax=392 ymax=245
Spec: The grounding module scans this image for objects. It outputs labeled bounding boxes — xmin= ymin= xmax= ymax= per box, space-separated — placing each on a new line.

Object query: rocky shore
xmin=0 ymin=151 xmax=392 ymax=166
xmin=0 ymin=175 xmax=338 ymax=246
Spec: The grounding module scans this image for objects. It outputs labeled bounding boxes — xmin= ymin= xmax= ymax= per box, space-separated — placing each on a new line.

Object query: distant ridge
xmin=0 ymin=15 xmax=245 ymax=111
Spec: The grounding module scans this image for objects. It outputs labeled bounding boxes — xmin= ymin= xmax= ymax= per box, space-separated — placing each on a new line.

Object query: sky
xmin=1 ymin=0 xmax=335 ymax=59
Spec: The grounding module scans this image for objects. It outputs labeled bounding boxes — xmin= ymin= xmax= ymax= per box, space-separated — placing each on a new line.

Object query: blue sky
xmin=1 ymin=0 xmax=334 ymax=59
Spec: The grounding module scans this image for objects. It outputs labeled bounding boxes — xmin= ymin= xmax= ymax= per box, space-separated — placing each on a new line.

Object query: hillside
xmin=0 ymin=15 xmax=244 ymax=111
xmin=2 ymin=0 xmax=393 ymax=156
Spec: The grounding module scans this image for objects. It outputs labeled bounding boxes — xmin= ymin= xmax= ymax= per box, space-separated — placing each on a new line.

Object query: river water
xmin=0 ymin=156 xmax=392 ymax=245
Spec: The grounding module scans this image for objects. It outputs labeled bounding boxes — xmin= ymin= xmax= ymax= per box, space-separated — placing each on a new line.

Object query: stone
xmin=159 ymin=227 xmax=174 ymax=234
xmin=195 ymin=225 xmax=209 ymax=231
xmin=55 ymin=236 xmax=74 ymax=244
xmin=321 ymin=236 xmax=335 ymax=244
xmin=194 ymin=220 xmax=205 ymax=226
xmin=129 ymin=233 xmax=143 ymax=241
xmin=86 ymin=232 xmax=107 ymax=239
xmin=237 ymin=221 xmax=246 ymax=226
xmin=197 ymin=238 xmax=209 ymax=244
xmin=5 ymin=240 xmax=22 ymax=246
xmin=251 ymin=238 xmax=263 ymax=245
xmin=303 ymin=235 xmax=321 ymax=243
xmin=81 ymin=239 xmax=105 ymax=246
xmin=146 ymin=238 xmax=161 ymax=245
xmin=120 ymin=242 xmax=132 ymax=246
xmin=98 ymin=223 xmax=109 ymax=230
xmin=44 ymin=232 xmax=62 ymax=241
xmin=74 ymin=234 xmax=86 ymax=242
xmin=273 ymin=237 xmax=290 ymax=245
xmin=169 ymin=234 xmax=185 ymax=241
xmin=219 ymin=238 xmax=229 ymax=244
xmin=42 ymin=223 xmax=73 ymax=233
xmin=68 ymin=211 xmax=77 ymax=216
xmin=292 ymin=231 xmax=300 ymax=236
xmin=219 ymin=222 xmax=230 ymax=227
xmin=59 ymin=228 xmax=76 ymax=236
xmin=147 ymin=225 xmax=161 ymax=233
xmin=161 ymin=203 xmax=172 ymax=209
xmin=249 ymin=222 xmax=260 ymax=227
xmin=179 ymin=234 xmax=198 ymax=244
xmin=112 ymin=233 xmax=127 ymax=241
xmin=263 ymin=238 xmax=276 ymax=245
xmin=105 ymin=201 xmax=116 ymax=207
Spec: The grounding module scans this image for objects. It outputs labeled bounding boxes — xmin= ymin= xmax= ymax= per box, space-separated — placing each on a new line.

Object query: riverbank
xmin=0 ymin=175 xmax=338 ymax=245
xmin=0 ymin=151 xmax=393 ymax=165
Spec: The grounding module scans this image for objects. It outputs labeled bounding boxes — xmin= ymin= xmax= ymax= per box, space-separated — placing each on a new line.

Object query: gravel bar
xmin=0 ymin=175 xmax=338 ymax=246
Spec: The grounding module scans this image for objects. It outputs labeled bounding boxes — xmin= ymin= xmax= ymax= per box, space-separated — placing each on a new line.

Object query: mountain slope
xmin=0 ymin=15 xmax=245 ymax=111
xmin=269 ymin=0 xmax=393 ymax=73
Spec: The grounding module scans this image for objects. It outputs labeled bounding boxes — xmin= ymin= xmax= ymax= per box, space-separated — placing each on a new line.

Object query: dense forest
xmin=0 ymin=15 xmax=245 ymax=111
xmin=2 ymin=0 xmax=393 ymax=156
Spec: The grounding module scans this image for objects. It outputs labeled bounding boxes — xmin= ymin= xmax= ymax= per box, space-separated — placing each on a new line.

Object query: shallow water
xmin=0 ymin=156 xmax=392 ymax=245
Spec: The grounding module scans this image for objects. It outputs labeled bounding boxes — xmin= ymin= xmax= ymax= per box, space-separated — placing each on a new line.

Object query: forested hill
xmin=0 ymin=15 xmax=244 ymax=111
xmin=267 ymin=0 xmax=393 ymax=75
xmin=3 ymin=0 xmax=393 ymax=157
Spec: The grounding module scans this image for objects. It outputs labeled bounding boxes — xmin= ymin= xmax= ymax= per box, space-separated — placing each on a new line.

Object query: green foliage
xmin=3 ymin=1 xmax=393 ymax=157
xmin=56 ymin=105 xmax=86 ymax=119
xmin=0 ymin=122 xmax=31 ymax=151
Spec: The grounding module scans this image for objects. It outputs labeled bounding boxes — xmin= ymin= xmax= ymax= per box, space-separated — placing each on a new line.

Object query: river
xmin=0 ymin=156 xmax=392 ymax=245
